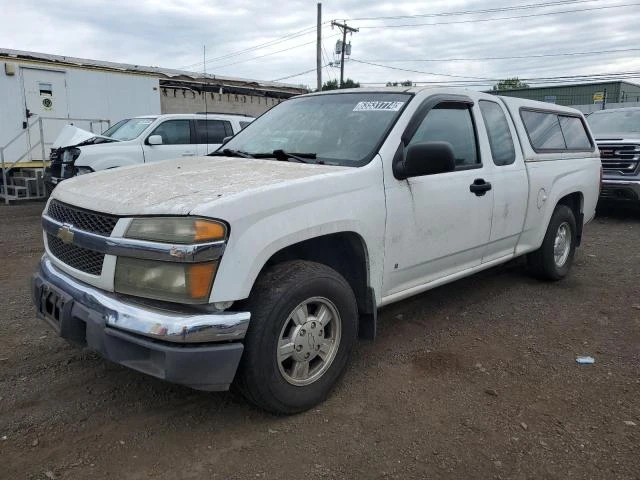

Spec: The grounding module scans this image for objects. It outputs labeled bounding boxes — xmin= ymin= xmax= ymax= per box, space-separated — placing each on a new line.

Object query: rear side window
xmin=479 ymin=101 xmax=516 ymax=166
xmin=195 ymin=120 xmax=233 ymax=143
xmin=521 ymin=109 xmax=593 ymax=152
xmin=410 ymin=105 xmax=479 ymax=167
xmin=559 ymin=116 xmax=592 ymax=149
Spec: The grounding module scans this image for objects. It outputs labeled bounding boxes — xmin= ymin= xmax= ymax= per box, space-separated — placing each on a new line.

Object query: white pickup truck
xmin=32 ymin=87 xmax=600 ymax=414
xmin=44 ymin=113 xmax=254 ymax=193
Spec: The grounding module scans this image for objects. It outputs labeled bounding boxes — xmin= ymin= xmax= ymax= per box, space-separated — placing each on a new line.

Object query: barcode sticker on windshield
xmin=353 ymin=101 xmax=405 ymax=112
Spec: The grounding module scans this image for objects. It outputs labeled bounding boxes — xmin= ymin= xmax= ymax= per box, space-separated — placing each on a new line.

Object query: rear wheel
xmin=235 ymin=260 xmax=358 ymax=414
xmin=528 ymin=204 xmax=577 ymax=280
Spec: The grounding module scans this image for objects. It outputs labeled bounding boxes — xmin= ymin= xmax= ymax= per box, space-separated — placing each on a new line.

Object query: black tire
xmin=528 ymin=204 xmax=577 ymax=281
xmin=234 ymin=260 xmax=358 ymax=414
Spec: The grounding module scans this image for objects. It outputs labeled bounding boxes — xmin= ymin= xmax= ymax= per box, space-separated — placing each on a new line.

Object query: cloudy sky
xmin=2 ymin=0 xmax=640 ymax=91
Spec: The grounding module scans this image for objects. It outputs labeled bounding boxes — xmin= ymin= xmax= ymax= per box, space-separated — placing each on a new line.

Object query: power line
xmin=355 ymin=3 xmax=640 ymax=28
xmin=212 ymin=33 xmax=340 ymax=70
xmin=357 ymin=47 xmax=640 ymax=63
xmin=271 ymin=66 xmax=329 ymax=82
xmin=321 ymin=44 xmax=335 ymax=83
xmin=350 ymin=59 xmax=495 ymax=80
xmin=180 ymin=23 xmax=330 ymax=70
xmin=351 ymin=58 xmax=640 ymax=85
xmin=358 ymin=71 xmax=640 ymax=88
xmin=348 ymin=0 xmax=599 ymax=21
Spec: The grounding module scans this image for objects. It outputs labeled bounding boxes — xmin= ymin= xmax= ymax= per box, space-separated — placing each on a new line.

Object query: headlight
xmin=125 ymin=217 xmax=227 ymax=244
xmin=115 ymin=217 xmax=227 ymax=304
xmin=115 ymin=258 xmax=217 ymax=304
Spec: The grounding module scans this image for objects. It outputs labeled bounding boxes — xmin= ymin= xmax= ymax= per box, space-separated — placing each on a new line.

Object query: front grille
xmin=47 ymin=200 xmax=118 ymax=236
xmin=47 ymin=234 xmax=105 ymax=275
xmin=598 ymin=144 xmax=640 ymax=175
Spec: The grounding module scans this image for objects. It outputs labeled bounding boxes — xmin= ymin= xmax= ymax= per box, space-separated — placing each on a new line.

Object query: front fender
xmin=206 ymin=162 xmax=387 ymax=304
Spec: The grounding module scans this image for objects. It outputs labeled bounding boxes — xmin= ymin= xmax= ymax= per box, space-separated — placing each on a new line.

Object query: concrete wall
xmin=160 ymin=87 xmax=284 ymax=117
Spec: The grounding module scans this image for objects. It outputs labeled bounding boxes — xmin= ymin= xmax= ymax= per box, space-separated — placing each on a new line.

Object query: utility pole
xmin=317 ymin=3 xmax=322 ymax=91
xmin=331 ymin=20 xmax=358 ymax=88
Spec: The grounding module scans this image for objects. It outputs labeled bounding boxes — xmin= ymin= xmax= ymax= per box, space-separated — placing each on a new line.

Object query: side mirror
xmin=395 ymin=141 xmax=456 ymax=179
xmin=147 ymin=135 xmax=163 ymax=145
xmin=222 ymin=136 xmax=233 ymax=145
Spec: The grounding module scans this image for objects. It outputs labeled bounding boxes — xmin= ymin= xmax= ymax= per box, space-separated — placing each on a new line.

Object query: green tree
xmin=492 ymin=78 xmax=529 ymax=91
xmin=322 ymin=78 xmax=360 ymax=91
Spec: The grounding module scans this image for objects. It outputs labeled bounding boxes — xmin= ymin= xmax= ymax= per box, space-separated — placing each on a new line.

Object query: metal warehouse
xmin=0 ymin=48 xmax=307 ymax=202
xmin=491 ymin=80 xmax=640 ymax=108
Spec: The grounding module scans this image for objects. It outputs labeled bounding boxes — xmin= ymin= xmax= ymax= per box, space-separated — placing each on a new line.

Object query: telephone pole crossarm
xmin=331 ymin=20 xmax=358 ymax=88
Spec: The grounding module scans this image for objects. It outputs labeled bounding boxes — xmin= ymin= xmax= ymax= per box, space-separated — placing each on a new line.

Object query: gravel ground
xmin=1 ymin=202 xmax=639 ymax=480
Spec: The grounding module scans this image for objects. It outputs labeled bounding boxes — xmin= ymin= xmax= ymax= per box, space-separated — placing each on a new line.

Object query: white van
xmin=44 ymin=113 xmax=254 ymax=192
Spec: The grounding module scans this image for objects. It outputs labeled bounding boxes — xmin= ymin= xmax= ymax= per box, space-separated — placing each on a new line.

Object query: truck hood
xmin=594 ymin=133 xmax=640 ymax=141
xmin=52 ymin=125 xmax=114 ymax=149
xmin=52 ymin=156 xmax=349 ymax=216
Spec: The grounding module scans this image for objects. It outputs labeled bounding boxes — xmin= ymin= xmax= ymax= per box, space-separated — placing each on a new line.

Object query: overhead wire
xmin=180 ymin=22 xmax=331 ymax=70
xmin=353 ymin=2 xmax=640 ymax=28
xmin=271 ymin=65 xmax=330 ymax=82
xmin=348 ymin=0 xmax=600 ymax=21
xmin=356 ymin=47 xmax=640 ymax=63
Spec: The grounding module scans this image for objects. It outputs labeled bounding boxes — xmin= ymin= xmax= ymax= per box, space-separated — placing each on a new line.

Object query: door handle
xmin=469 ymin=178 xmax=492 ymax=196
xmin=181 ymin=153 xmax=196 ymax=156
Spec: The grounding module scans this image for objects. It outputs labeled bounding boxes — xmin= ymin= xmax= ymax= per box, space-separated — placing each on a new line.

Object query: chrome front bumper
xmin=31 ymin=255 xmax=251 ymax=390
xmin=34 ymin=255 xmax=249 ymax=343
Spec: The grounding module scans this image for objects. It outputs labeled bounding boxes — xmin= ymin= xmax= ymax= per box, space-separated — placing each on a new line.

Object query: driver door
xmin=382 ymin=100 xmax=494 ymax=298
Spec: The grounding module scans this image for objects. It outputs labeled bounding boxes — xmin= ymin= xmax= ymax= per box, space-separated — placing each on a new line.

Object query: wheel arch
xmin=556 ymin=191 xmax=584 ymax=246
xmin=254 ymin=232 xmax=377 ymax=340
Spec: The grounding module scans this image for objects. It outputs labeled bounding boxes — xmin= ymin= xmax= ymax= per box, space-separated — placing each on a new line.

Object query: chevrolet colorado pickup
xmin=32 ymin=87 xmax=600 ymax=414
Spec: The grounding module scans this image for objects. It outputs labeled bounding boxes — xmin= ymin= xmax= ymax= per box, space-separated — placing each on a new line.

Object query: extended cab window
xmin=410 ymin=104 xmax=479 ymax=167
xmin=479 ymin=101 xmax=516 ymax=166
xmin=195 ymin=120 xmax=232 ymax=143
xmin=149 ymin=120 xmax=191 ymax=145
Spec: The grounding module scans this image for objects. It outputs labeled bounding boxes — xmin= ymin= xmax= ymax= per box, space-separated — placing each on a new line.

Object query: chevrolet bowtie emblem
xmin=57 ymin=224 xmax=74 ymax=244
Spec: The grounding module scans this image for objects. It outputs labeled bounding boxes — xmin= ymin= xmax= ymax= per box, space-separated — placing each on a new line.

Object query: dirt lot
xmin=1 ymin=202 xmax=639 ymax=480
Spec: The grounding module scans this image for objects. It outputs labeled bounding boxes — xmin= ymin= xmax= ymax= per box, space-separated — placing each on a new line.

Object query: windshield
xmin=587 ymin=110 xmax=640 ymax=135
xmin=102 ymin=117 xmax=157 ymax=141
xmin=221 ymin=92 xmax=411 ymax=165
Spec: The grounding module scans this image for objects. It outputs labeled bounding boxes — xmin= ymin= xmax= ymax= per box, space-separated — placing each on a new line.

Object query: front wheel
xmin=528 ymin=204 xmax=577 ymax=280
xmin=234 ymin=261 xmax=358 ymax=414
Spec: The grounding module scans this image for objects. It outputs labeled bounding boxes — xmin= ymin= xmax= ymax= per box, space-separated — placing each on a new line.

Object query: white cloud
xmin=1 ymin=0 xmax=639 ymax=89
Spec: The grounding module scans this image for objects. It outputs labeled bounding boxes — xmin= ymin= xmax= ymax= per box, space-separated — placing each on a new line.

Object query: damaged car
xmin=45 ymin=113 xmax=254 ymax=194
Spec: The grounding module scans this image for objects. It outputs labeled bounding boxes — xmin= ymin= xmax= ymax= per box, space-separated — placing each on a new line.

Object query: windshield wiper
xmin=209 ymin=149 xmax=254 ymax=158
xmin=253 ymin=150 xmax=320 ymax=164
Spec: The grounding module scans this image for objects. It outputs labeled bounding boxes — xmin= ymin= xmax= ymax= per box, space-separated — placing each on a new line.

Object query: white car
xmin=33 ymin=87 xmax=600 ymax=414
xmin=44 ymin=113 xmax=254 ymax=191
